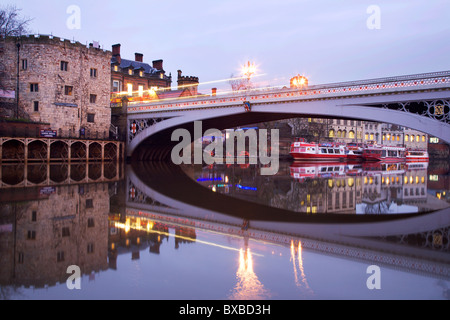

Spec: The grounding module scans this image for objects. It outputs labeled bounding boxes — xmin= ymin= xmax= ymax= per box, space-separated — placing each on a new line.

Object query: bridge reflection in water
xmin=0 ymin=160 xmax=449 ymax=299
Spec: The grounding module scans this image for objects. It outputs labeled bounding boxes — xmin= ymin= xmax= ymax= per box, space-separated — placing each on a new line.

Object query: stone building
xmin=0 ymin=35 xmax=112 ymax=139
xmin=0 ymin=182 xmax=110 ymax=289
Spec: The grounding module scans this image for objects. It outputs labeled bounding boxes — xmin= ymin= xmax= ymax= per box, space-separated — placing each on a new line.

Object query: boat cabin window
xmin=321 ymin=148 xmax=327 ymax=153
xmin=328 ymin=149 xmax=334 ymax=154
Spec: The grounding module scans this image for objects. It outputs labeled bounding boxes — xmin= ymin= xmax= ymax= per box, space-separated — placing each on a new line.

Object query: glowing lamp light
xmin=242 ymin=61 xmax=257 ymax=80
xmin=291 ymin=74 xmax=308 ymax=88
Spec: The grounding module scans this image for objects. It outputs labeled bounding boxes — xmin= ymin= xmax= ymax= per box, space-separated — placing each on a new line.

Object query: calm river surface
xmin=0 ymin=159 xmax=449 ymax=300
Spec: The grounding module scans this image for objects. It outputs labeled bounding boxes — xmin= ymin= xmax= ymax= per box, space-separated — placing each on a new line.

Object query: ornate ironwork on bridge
xmin=380 ymin=99 xmax=450 ymax=124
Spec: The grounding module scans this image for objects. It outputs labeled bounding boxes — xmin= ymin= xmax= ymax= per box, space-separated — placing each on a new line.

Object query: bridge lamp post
xmin=241 ymin=61 xmax=257 ymax=90
xmin=290 ymin=75 xmax=308 ymax=89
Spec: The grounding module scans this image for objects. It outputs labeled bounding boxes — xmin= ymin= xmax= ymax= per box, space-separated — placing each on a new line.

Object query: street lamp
xmin=241 ymin=61 xmax=257 ymax=81
xmin=241 ymin=61 xmax=257 ymax=91
xmin=290 ymin=74 xmax=308 ymax=89
xmin=16 ymin=42 xmax=20 ymax=119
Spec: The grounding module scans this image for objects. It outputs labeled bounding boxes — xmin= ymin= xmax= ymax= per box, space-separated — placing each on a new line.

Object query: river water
xmin=0 ymin=159 xmax=449 ymax=300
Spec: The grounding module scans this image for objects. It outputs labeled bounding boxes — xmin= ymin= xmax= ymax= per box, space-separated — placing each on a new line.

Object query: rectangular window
xmin=90 ymin=94 xmax=97 ymax=103
xmin=65 ymin=86 xmax=73 ymax=96
xmin=86 ymin=199 xmax=94 ymax=208
xmin=22 ymin=59 xmax=27 ymax=70
xmin=27 ymin=230 xmax=36 ymax=240
xmin=87 ymin=243 xmax=94 ymax=254
xmin=18 ymin=252 xmax=24 ymax=264
xmin=112 ymin=80 xmax=120 ymax=92
xmin=90 ymin=68 xmax=97 ymax=78
xmin=33 ymin=101 xmax=39 ymax=112
xmin=62 ymin=227 xmax=70 ymax=237
xmin=60 ymin=61 xmax=68 ymax=71
xmin=88 ymin=218 xmax=95 ymax=228
xmin=30 ymin=83 xmax=39 ymax=92
xmin=127 ymin=83 xmax=133 ymax=95
xmin=31 ymin=211 xmax=37 ymax=222
xmin=114 ymin=65 xmax=118 ymax=72
xmin=57 ymin=251 xmax=65 ymax=262
xmin=138 ymin=85 xmax=144 ymax=97
xmin=87 ymin=114 xmax=95 ymax=123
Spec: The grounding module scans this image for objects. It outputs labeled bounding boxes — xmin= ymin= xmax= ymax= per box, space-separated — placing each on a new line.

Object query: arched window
xmin=405 ymin=134 xmax=409 ymax=142
xmin=329 ymin=129 xmax=335 ymax=138
xmin=348 ymin=130 xmax=355 ymax=139
xmin=337 ymin=130 xmax=342 ymax=138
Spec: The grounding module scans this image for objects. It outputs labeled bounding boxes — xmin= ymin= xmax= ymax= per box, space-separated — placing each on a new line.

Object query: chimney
xmin=212 ymin=88 xmax=217 ymax=96
xmin=177 ymin=70 xmax=182 ymax=78
xmin=112 ymin=44 xmax=121 ymax=64
xmin=152 ymin=59 xmax=163 ymax=71
xmin=135 ymin=53 xmax=143 ymax=62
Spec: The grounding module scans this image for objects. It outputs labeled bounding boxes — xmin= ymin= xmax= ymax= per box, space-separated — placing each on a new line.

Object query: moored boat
xmin=346 ymin=143 xmax=364 ymax=161
xmin=290 ymin=138 xmax=347 ymax=161
xmin=362 ymin=145 xmax=406 ymax=162
xmin=405 ymin=149 xmax=429 ymax=162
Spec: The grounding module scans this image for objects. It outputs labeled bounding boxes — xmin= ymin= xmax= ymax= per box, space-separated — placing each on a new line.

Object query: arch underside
xmin=130 ymin=99 xmax=450 ymax=161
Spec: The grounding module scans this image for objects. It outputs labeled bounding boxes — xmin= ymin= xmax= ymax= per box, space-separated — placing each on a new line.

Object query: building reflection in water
xmin=189 ymin=160 xmax=449 ymax=215
xmin=0 ymin=159 xmax=448 ymax=299
xmin=0 ymin=162 xmax=122 ymax=298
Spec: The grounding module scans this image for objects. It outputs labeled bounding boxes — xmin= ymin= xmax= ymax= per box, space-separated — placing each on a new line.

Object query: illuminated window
xmin=382 ymin=134 xmax=386 ymax=141
xmin=128 ymin=69 xmax=133 ymax=75
xmin=416 ymin=135 xmax=420 ymax=142
xmin=410 ymin=135 xmax=415 ymax=142
xmin=114 ymin=65 xmax=118 ymax=72
xmin=64 ymin=86 xmax=73 ymax=96
xmin=405 ymin=135 xmax=409 ymax=142
xmin=365 ymin=133 xmax=369 ymax=140
xmin=139 ymin=71 xmax=144 ymax=77
xmin=329 ymin=129 xmax=335 ymax=138
xmin=422 ymin=135 xmax=426 ymax=142
xmin=370 ymin=134 xmax=374 ymax=140
xmin=430 ymin=137 xmax=439 ymax=143
xmin=387 ymin=134 xmax=391 ymax=141
xmin=160 ymin=73 xmax=164 ymax=79
xmin=397 ymin=135 xmax=400 ymax=141
xmin=127 ymin=83 xmax=133 ymax=95
xmin=138 ymin=85 xmax=144 ymax=97
xmin=349 ymin=131 xmax=355 ymax=139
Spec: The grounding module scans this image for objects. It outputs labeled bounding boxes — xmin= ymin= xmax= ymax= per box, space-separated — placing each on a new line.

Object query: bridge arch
xmin=129 ymin=102 xmax=450 ymax=160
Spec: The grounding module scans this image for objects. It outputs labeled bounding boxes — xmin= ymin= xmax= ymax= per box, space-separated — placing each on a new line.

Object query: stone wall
xmin=0 ymin=35 xmax=112 ymax=139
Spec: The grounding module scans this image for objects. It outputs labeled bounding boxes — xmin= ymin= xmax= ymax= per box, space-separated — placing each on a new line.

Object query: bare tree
xmin=0 ymin=5 xmax=33 ymax=38
xmin=229 ymin=74 xmax=252 ymax=92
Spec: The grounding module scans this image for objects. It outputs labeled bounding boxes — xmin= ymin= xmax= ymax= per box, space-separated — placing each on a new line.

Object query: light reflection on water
xmin=0 ymin=160 xmax=448 ymax=300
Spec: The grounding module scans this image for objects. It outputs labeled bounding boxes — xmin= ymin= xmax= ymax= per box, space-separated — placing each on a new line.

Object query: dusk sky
xmin=4 ymin=0 xmax=450 ymax=92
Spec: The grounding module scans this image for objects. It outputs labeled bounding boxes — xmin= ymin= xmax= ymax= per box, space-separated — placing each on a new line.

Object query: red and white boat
xmin=362 ymin=145 xmax=406 ymax=162
xmin=290 ymin=162 xmax=346 ymax=181
xmin=346 ymin=143 xmax=364 ymax=161
xmin=405 ymin=149 xmax=429 ymax=162
xmin=290 ymin=138 xmax=347 ymax=161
